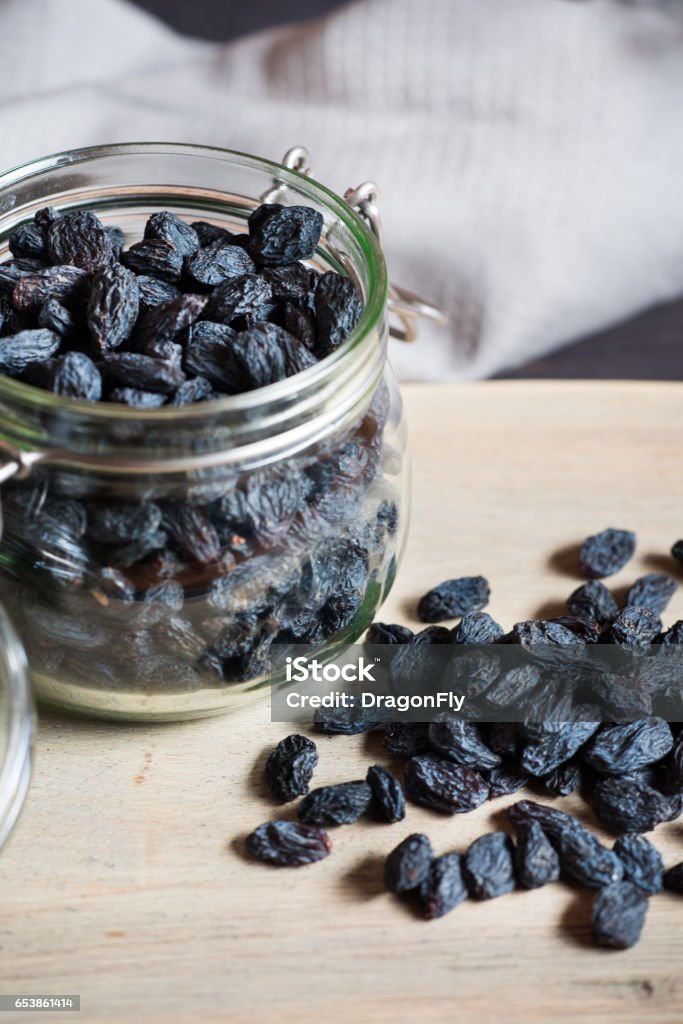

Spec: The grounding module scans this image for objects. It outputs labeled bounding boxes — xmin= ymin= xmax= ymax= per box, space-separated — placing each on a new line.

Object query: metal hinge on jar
xmin=265 ymin=147 xmax=449 ymax=343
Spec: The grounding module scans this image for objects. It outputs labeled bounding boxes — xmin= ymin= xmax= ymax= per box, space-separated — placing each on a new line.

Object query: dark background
xmin=130 ymin=0 xmax=682 ymax=380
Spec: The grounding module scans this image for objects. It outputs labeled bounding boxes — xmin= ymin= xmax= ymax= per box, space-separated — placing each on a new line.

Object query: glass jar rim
xmin=0 ymin=141 xmax=388 ymax=425
xmin=0 ymin=607 xmax=32 ymax=851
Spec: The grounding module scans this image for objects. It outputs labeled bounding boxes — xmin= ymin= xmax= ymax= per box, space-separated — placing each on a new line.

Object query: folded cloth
xmin=0 ymin=0 xmax=682 ymax=379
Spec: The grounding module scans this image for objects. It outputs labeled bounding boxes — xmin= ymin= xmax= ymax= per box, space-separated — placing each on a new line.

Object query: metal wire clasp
xmin=275 ymin=147 xmax=448 ymax=343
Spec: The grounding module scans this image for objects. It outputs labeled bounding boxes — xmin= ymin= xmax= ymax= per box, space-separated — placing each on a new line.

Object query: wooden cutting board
xmin=1 ymin=381 xmax=682 ymax=1024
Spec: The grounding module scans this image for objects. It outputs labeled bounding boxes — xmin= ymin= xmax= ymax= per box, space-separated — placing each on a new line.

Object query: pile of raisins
xmin=0 ymin=203 xmax=363 ymax=405
xmin=246 ymin=527 xmax=683 ymax=951
xmin=0 ymin=204 xmax=402 ymax=695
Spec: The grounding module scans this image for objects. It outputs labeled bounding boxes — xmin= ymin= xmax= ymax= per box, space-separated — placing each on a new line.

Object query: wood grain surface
xmin=1 ymin=381 xmax=682 ymax=1024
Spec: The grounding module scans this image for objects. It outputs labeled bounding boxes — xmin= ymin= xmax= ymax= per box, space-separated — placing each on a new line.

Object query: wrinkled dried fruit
xmin=584 ymin=719 xmax=673 ymax=774
xmin=463 ymin=832 xmax=516 ymax=899
xmin=245 ymin=820 xmax=331 ymax=866
xmin=366 ymin=764 xmax=406 ymax=823
xmin=298 ymin=781 xmax=372 ymax=826
xmin=427 ymin=719 xmax=500 ymax=771
xmin=404 ymin=754 xmax=490 ymax=814
xmin=607 ymin=606 xmax=661 ymax=645
xmin=384 ymin=833 xmax=434 ymax=893
xmin=579 ymin=528 xmax=636 ymax=579
xmin=613 ymin=834 xmax=663 ymax=894
xmin=49 ymin=352 xmax=102 ymax=401
xmin=248 ymin=203 xmax=323 ymax=267
xmin=626 ymin=574 xmax=678 ymax=616
xmin=366 ymin=622 xmax=414 ymax=644
xmin=514 ymin=821 xmax=560 ymax=889
xmin=314 ymin=271 xmax=364 ymax=357
xmin=591 ymin=881 xmax=648 ymax=949
xmin=47 ymin=211 xmax=113 ymax=271
xmin=592 ymin=775 xmax=680 ymax=834
xmin=418 ymin=576 xmax=490 ymax=623
xmin=566 ymin=580 xmax=618 ymax=626
xmin=0 ymin=328 xmax=61 ymax=376
xmin=13 ymin=264 xmax=88 ymax=311
xmin=265 ymin=734 xmax=318 ymax=802
xmin=450 ymin=611 xmax=504 ymax=644
xmin=419 ymin=852 xmax=467 ymax=919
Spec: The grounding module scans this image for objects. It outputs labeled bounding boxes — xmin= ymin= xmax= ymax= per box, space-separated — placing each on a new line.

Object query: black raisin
xmin=137 ymin=275 xmax=181 ymax=312
xmin=366 ymin=622 xmax=414 ymax=644
xmin=87 ymin=264 xmax=140 ymax=351
xmin=314 ymin=271 xmax=364 ymax=358
xmin=514 ymin=821 xmax=560 ymax=889
xmin=591 ymin=881 xmax=648 ymax=949
xmin=171 ymin=376 xmax=214 ymax=405
xmin=626 ymin=574 xmax=678 ymax=615
xmin=265 ymin=734 xmax=318 ymax=803
xmin=607 ymin=606 xmax=662 ymax=646
xmin=13 ymin=265 xmax=88 ymax=311
xmin=47 ymin=211 xmax=112 ymax=271
xmin=450 ymin=611 xmax=504 ymax=644
xmin=404 ymin=754 xmax=490 ymax=814
xmin=38 ymin=299 xmax=75 ymax=339
xmin=566 ymin=580 xmax=618 ymax=626
xmin=427 ymin=719 xmax=501 ymax=771
xmin=463 ymin=833 xmax=516 ymax=899
xmin=183 ymin=321 xmax=237 ymax=389
xmin=103 ymin=352 xmax=185 ymax=395
xmin=519 ymin=722 xmax=599 ymax=777
xmin=613 ymin=834 xmax=663 ymax=894
xmin=592 ymin=775 xmax=679 ymax=833
xmin=383 ymin=722 xmax=432 ymax=759
xmin=161 ymin=505 xmax=220 ymax=564
xmin=49 ymin=352 xmax=102 ymax=401
xmin=248 ymin=203 xmax=323 ymax=266
xmin=487 ymin=763 xmax=530 ymax=798
xmin=186 ymin=241 xmax=255 ymax=287
xmin=122 ymin=239 xmax=184 ymax=282
xmin=0 ymin=328 xmax=61 ymax=376
xmin=579 ymin=528 xmax=636 ymax=579
xmin=9 ymin=222 xmax=48 ymax=261
xmin=202 ymin=274 xmax=273 ymax=324
xmin=135 ymin=293 xmax=207 ymax=351
xmin=144 ymin=211 xmax=199 ymax=258
xmin=298 ymin=781 xmax=372 ymax=826
xmin=86 ymin=501 xmax=162 ymax=545
xmin=584 ymin=719 xmax=673 ymax=774
xmin=418 ymin=576 xmax=490 ymax=622
xmin=384 ymin=833 xmax=434 ymax=893
xmin=366 ymin=764 xmax=406 ymax=823
xmin=245 ymin=820 xmax=331 ymax=866
xmin=419 ymin=852 xmax=467 ymax=919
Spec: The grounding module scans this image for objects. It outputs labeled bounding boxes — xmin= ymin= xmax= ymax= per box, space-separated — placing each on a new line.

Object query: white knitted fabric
xmin=1 ymin=0 xmax=682 ymax=379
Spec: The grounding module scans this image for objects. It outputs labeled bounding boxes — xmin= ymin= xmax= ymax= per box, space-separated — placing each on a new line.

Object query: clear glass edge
xmin=0 ymin=606 xmax=33 ymax=849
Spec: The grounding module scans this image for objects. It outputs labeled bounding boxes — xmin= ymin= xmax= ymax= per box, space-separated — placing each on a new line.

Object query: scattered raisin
xmin=384 ymin=833 xmax=434 ymax=893
xmin=417 ymin=576 xmax=490 ymax=623
xmin=245 ymin=820 xmax=331 ymax=866
xmin=265 ymin=734 xmax=318 ymax=803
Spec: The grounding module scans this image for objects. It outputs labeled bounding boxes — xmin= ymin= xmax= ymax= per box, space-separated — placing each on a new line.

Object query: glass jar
xmin=0 ymin=144 xmax=408 ymax=721
xmin=0 ymin=607 xmax=33 ymax=848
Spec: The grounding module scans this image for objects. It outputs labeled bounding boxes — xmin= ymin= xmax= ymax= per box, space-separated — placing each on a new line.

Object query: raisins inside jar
xmin=0 ymin=143 xmax=406 ymax=720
